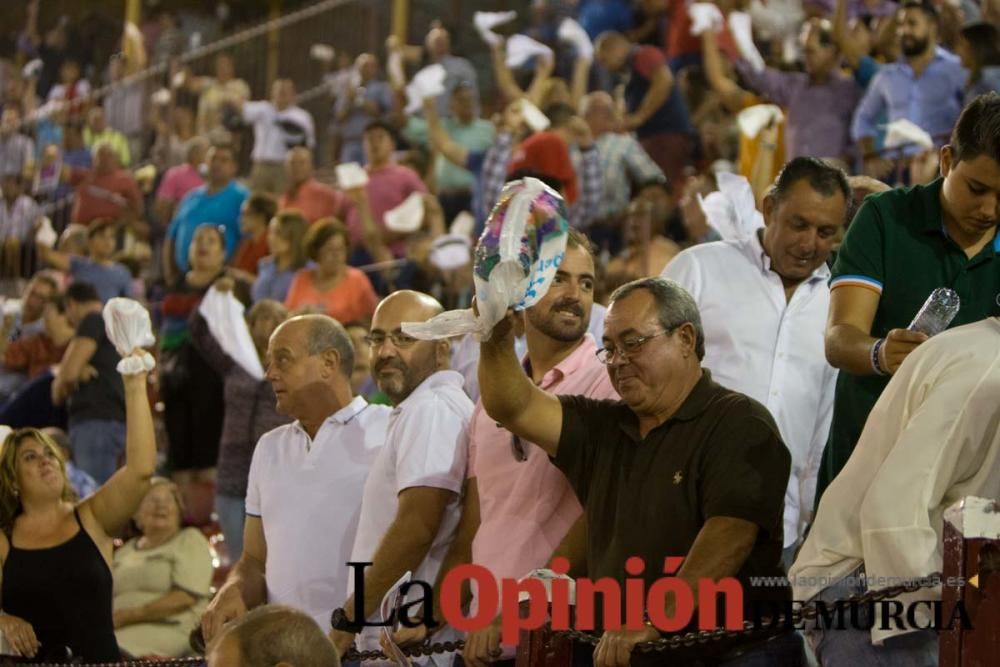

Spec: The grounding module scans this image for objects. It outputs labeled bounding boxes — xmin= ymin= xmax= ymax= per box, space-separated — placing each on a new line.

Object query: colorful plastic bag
xmin=403 ymin=178 xmax=569 ymax=341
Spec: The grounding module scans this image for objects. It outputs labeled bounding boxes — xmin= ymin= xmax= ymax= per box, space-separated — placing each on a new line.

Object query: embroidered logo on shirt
xmin=673 ymin=471 xmax=683 ymax=485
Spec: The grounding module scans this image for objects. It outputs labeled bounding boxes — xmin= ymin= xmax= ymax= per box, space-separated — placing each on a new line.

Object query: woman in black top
xmin=0 ymin=360 xmax=156 ymax=661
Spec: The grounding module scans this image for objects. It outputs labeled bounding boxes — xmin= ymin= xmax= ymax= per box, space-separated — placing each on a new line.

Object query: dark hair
xmin=770 ymin=157 xmax=851 ymax=208
xmin=507 ymin=170 xmax=565 ymax=196
xmin=86 ymin=218 xmax=118 ymax=239
xmin=609 ymin=277 xmax=706 ymax=360
xmin=246 ymin=192 xmax=278 ymax=222
xmin=949 ymin=92 xmax=1000 ymax=164
xmin=65 ymin=281 xmax=100 ymax=304
xmin=543 ymin=102 xmax=576 ymax=129
xmin=193 ymin=223 xmax=226 ymax=247
xmin=304 ymin=218 xmax=350 ymax=263
xmin=899 ymin=0 xmax=938 ymax=21
xmin=960 ymin=23 xmax=1000 ymax=72
xmin=565 ymin=227 xmax=595 ymax=263
xmin=29 ymin=271 xmax=59 ymax=294
xmin=363 ymin=119 xmax=397 ymax=142
xmin=272 ymin=210 xmax=310 ymax=270
xmin=47 ymin=294 xmax=67 ymax=314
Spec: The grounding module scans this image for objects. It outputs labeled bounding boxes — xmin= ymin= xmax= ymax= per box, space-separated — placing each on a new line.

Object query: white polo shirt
xmin=243 ymin=101 xmax=316 ymax=162
xmin=663 ymin=230 xmax=837 ymax=548
xmin=348 ymin=370 xmax=473 ymax=660
xmin=245 ymin=396 xmax=390 ymax=631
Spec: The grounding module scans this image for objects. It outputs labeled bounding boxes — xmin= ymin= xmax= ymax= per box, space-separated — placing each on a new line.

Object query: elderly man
xmin=207 ymin=605 xmax=340 ymax=667
xmin=478 ymin=276 xmax=803 ymax=667
xmin=334 ymin=53 xmax=395 ymax=165
xmin=67 ymin=140 xmax=142 ymax=227
xmin=791 ymin=317 xmax=1000 ymax=665
xmin=664 ymin=157 xmax=850 ymax=569
xmin=201 ymin=315 xmax=390 ymax=638
xmin=425 ymin=27 xmax=479 ymax=118
xmin=329 ymin=291 xmax=473 ymax=665
xmin=280 ymin=146 xmax=345 ymax=224
xmin=163 ymin=142 xmax=248 ymax=283
xmin=0 ymin=107 xmax=36 ymax=179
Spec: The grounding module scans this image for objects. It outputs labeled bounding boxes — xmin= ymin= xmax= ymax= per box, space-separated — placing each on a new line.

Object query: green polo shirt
xmin=817 ymin=178 xmax=1000 ymax=503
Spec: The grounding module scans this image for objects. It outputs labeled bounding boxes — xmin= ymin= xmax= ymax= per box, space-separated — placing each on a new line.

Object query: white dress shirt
xmin=790 ymin=318 xmax=1000 ymax=644
xmin=245 ymin=396 xmax=390 ymax=631
xmin=348 ymin=370 xmax=473 ymax=665
xmin=663 ymin=231 xmax=836 ymax=547
xmin=243 ymin=101 xmax=316 ymax=162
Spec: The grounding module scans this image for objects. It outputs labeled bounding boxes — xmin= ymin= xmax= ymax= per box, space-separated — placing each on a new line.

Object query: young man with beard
xmin=817 ymin=93 xmax=1000 ymax=504
xmin=201 ymin=315 xmax=390 ymax=639
xmin=329 ymin=291 xmax=474 ymax=666
xmin=852 ymin=0 xmax=968 ymax=179
xmin=388 ymin=230 xmax=619 ymax=666
xmin=664 ymin=158 xmax=850 ymax=568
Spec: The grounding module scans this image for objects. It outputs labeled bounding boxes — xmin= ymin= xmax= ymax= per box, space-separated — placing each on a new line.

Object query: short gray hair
xmin=609 ymin=277 xmax=706 ymax=360
xmin=305 ymin=315 xmax=355 ymax=378
xmin=225 ymin=605 xmax=340 ymax=667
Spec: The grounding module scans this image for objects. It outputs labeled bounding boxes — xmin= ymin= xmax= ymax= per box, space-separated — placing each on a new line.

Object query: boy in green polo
xmin=817 ymin=92 xmax=1000 ymax=503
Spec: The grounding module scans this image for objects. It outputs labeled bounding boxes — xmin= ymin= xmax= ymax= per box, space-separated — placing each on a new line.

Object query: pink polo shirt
xmin=468 ymin=334 xmax=618 ymax=615
xmin=344 ymin=163 xmax=426 ymax=258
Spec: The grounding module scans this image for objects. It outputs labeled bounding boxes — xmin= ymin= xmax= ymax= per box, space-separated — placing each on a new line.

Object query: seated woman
xmin=0 ymin=351 xmax=156 ymax=661
xmin=284 ymin=218 xmax=378 ymax=325
xmin=252 ymin=210 xmax=309 ymax=304
xmin=112 ymin=478 xmax=213 ymax=658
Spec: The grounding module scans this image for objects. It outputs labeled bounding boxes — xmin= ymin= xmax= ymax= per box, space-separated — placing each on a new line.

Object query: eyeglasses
xmin=364 ymin=331 xmax=419 ymax=348
xmin=595 ymin=329 xmax=672 ymax=365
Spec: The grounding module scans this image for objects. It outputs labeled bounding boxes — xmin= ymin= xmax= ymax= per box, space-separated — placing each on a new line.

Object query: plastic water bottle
xmin=908 ymin=288 xmax=960 ymax=337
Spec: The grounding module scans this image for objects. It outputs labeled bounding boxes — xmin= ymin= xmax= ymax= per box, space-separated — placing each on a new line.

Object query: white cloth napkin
xmin=474 ymin=10 xmax=517 ymax=46
xmin=729 ymin=11 xmax=766 ymax=72
xmin=506 ymin=34 xmax=554 ymax=68
xmin=336 ymin=162 xmax=369 ymax=190
xmin=558 ymin=18 xmax=594 ymax=61
xmin=383 ymin=192 xmax=425 ymax=233
xmin=521 ymin=98 xmax=551 ymax=132
xmin=199 ymin=286 xmax=265 ymax=380
xmin=737 ymin=103 xmax=783 ymax=139
xmin=689 ymin=3 xmax=725 ymax=36
xmin=884 ymin=119 xmax=934 ymax=151
xmin=103 ymin=298 xmax=156 ymax=375
xmin=35 ymin=216 xmax=57 ymax=247
xmin=404 ymin=64 xmax=447 ymax=114
xmin=697 ymin=172 xmax=765 ymax=242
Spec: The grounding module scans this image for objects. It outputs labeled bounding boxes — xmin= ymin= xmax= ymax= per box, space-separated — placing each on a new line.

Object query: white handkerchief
xmin=199 ymin=286 xmax=265 ymax=380
xmin=506 ymin=34 xmax=554 ymax=69
xmin=384 ymin=192 xmax=425 ymax=233
xmin=558 ymin=18 xmax=594 ymax=61
xmin=404 ymin=64 xmax=447 ymax=114
xmin=737 ymin=104 xmax=783 ymax=139
xmin=310 ymin=44 xmax=335 ymax=62
xmin=688 ymin=3 xmax=725 ymax=36
xmin=449 ymin=211 xmax=475 ymax=237
xmin=1 ymin=298 xmax=22 ymax=317
xmin=884 ymin=119 xmax=934 ymax=151
xmin=336 ymin=162 xmax=369 ymax=190
xmin=475 ymin=10 xmax=517 ymax=46
xmin=430 ymin=233 xmax=472 ymax=271
xmin=35 ymin=216 xmax=57 ymax=248
xmin=728 ymin=11 xmax=766 ymax=73
xmin=521 ymin=99 xmax=551 ymax=133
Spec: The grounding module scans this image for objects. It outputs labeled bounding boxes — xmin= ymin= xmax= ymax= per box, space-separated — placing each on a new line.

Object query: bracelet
xmin=870 ymin=338 xmax=888 ymax=376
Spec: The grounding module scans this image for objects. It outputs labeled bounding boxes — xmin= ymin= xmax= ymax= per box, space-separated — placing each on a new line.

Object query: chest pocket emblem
xmin=673 ymin=471 xmax=683 ymax=485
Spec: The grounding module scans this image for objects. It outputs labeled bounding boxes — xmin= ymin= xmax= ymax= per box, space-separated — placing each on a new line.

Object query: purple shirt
xmin=738 ymin=62 xmax=862 ymax=160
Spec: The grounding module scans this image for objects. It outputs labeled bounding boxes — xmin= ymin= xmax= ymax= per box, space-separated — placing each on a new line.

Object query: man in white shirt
xmin=241 ymin=79 xmax=316 ymax=195
xmin=790 ymin=317 xmax=1000 ymax=665
xmin=329 ymin=291 xmax=473 ymax=666
xmin=201 ymin=314 xmax=390 ymax=639
xmin=663 ymin=157 xmax=851 ymax=567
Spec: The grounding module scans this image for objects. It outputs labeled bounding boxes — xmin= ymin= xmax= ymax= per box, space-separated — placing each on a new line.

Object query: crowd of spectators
xmin=2 ymin=0 xmax=1000 ymax=664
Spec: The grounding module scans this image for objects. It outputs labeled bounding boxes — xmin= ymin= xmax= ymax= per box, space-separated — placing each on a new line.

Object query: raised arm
xmin=700 ymin=30 xmax=750 ymax=114
xmin=81 ymin=370 xmax=156 ymax=535
xmin=423 ymin=97 xmax=469 ymax=167
xmin=832 ymin=0 xmax=866 ymax=69
xmin=525 ymin=54 xmax=555 ymax=108
xmin=490 ymin=40 xmax=526 ymax=103
xmin=623 ymin=64 xmax=672 ymax=132
xmin=34 ymin=239 xmax=71 ymax=272
xmin=478 ymin=312 xmax=563 ymax=456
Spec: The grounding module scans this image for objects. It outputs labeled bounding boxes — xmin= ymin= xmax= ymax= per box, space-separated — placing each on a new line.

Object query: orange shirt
xmin=279 ymin=179 xmax=345 ymax=224
xmin=284 ymin=267 xmax=378 ymax=325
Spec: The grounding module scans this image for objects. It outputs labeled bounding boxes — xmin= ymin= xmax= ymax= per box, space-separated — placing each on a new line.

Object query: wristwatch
xmin=330 ymin=607 xmax=364 ymax=634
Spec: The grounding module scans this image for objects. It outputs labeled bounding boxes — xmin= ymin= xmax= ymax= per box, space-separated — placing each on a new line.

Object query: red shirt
xmin=279 ymin=178 xmax=346 ymax=224
xmin=231 ymin=234 xmax=270 ymax=275
xmin=664 ymin=0 xmax=740 ymax=61
xmin=4 ymin=334 xmax=66 ymax=379
xmin=70 ymin=168 xmax=142 ymax=225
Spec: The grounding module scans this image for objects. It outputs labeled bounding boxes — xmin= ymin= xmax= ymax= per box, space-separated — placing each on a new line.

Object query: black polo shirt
xmin=553 ymin=370 xmax=791 ymax=638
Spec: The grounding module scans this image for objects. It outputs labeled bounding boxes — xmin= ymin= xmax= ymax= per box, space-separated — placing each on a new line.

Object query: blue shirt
xmin=167 ymin=181 xmax=248 ymax=272
xmin=851 ymin=48 xmax=967 ymax=151
xmin=251 ymin=256 xmax=297 ymax=303
xmin=69 ymin=256 xmax=132 ymax=303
